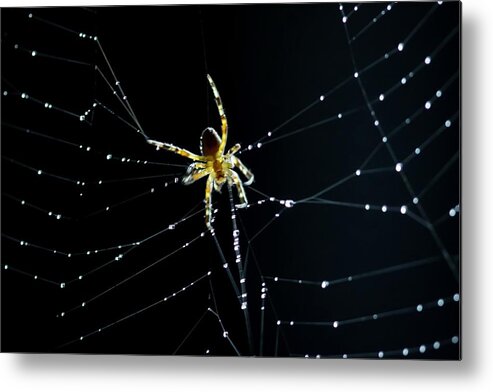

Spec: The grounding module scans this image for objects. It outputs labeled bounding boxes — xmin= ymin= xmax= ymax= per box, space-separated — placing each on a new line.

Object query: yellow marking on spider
xmin=147 ymin=74 xmax=254 ymax=229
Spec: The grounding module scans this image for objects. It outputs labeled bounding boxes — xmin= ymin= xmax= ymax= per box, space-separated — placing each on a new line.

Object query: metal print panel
xmin=1 ymin=1 xmax=461 ymax=358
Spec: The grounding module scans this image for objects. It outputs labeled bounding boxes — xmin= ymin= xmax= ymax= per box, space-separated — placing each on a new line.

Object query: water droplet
xmin=365 ymin=204 xmax=370 ymax=210
xmin=381 ymin=205 xmax=387 ymax=212
xmin=416 ymin=304 xmax=423 ymax=312
xmin=398 ymin=43 xmax=404 ymax=51
xmin=222 ymin=331 xmax=229 ymax=338
xmin=445 ymin=120 xmax=451 ymax=128
xmin=436 ymin=90 xmax=442 ymax=98
xmin=79 ymin=115 xmax=85 ymax=121
xmin=354 ymin=72 xmax=359 ymax=78
xmin=257 ymin=143 xmax=262 ymax=149
xmin=333 ymin=321 xmax=339 ymax=328
xmin=60 ymin=283 xmax=65 ymax=289
xmin=321 ymin=280 xmax=329 ymax=289
xmin=355 ymin=169 xmax=361 ymax=176
xmin=37 ymin=170 xmax=42 ymax=175
xmin=400 ymin=205 xmax=407 ymax=214
xmin=342 ymin=16 xmax=347 ymax=23
xmin=437 ymin=298 xmax=444 ymax=307
xmin=401 ymin=77 xmax=407 ymax=84
xmin=379 ymin=94 xmax=385 ymax=101
xmin=453 ymin=293 xmax=460 ymax=302
xmin=319 ymin=95 xmax=325 ymax=101
xmin=425 ymin=101 xmax=431 ymax=110
xmin=285 ymin=200 xmax=294 ymax=208
xmin=382 ymin=136 xmax=387 ymax=143
xmin=419 ymin=345 xmax=426 ymax=353
xmin=168 ymin=224 xmax=175 ymax=230
xmin=378 ymin=351 xmax=384 ymax=358
xmin=424 ymin=56 xmax=431 ymax=65
xmin=374 ymin=120 xmax=380 ymax=126
xmin=433 ymin=341 xmax=440 ymax=350
xmin=413 ymin=197 xmax=419 ymax=204
xmin=449 ymin=209 xmax=456 ymax=217
xmin=415 ymin=147 xmax=421 ymax=155
xmin=395 ymin=163 xmax=402 ymax=172
xmin=452 ymin=336 xmax=459 ymax=344
xmin=402 ymin=348 xmax=409 ymax=356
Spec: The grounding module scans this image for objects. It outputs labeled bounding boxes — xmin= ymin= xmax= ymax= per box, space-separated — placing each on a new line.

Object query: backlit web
xmin=1 ymin=2 xmax=460 ymax=358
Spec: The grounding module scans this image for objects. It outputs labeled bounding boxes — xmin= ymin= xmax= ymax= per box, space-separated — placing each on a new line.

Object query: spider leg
xmin=147 ymin=139 xmax=204 ymax=161
xmin=228 ymin=169 xmax=248 ymax=208
xmin=232 ymin=156 xmax=254 ymax=186
xmin=226 ymin=143 xmax=241 ymax=156
xmin=205 ymin=174 xmax=214 ymax=229
xmin=182 ymin=165 xmax=211 ymax=185
xmin=207 ymin=74 xmax=228 ymax=155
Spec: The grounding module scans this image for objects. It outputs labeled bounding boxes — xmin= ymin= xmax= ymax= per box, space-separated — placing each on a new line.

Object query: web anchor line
xmin=227 ymin=183 xmax=254 ymax=355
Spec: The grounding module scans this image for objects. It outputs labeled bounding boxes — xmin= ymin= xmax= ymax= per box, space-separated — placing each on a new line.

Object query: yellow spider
xmin=147 ymin=74 xmax=254 ymax=229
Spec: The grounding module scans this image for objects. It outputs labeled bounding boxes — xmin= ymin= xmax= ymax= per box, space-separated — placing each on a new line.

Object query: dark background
xmin=1 ymin=2 xmax=460 ymax=358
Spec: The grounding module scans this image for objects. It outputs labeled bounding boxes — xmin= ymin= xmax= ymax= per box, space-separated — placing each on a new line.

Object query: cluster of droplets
xmin=275 ymin=293 xmax=459 ymax=329
xmin=303 ymin=335 xmax=459 ymax=359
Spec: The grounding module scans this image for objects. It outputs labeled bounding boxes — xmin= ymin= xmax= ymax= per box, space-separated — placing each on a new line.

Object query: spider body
xmin=147 ymin=75 xmax=254 ymax=229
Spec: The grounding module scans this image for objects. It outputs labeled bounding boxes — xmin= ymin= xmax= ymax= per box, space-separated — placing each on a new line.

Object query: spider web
xmin=1 ymin=2 xmax=460 ymax=359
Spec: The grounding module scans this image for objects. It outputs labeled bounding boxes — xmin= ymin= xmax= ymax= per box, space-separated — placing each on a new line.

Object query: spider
xmin=147 ymin=74 xmax=254 ymax=229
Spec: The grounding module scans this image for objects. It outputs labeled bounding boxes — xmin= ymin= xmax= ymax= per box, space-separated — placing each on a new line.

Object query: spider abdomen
xmin=200 ymin=127 xmax=221 ymax=157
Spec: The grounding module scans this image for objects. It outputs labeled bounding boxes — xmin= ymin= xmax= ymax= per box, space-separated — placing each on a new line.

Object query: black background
xmin=1 ymin=2 xmax=460 ymax=358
